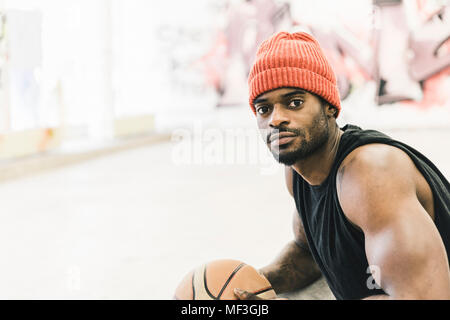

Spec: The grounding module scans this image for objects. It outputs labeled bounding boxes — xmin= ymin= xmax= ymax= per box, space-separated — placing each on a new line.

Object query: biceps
xmin=365 ymin=207 xmax=450 ymax=299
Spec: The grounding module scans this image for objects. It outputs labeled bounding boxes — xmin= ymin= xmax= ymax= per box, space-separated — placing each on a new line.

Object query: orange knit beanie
xmin=248 ymin=31 xmax=341 ymax=117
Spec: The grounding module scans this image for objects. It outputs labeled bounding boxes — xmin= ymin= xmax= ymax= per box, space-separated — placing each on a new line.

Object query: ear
xmin=324 ymin=104 xmax=337 ymax=118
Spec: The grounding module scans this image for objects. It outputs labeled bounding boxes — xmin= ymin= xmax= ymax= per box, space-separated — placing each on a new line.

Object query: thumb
xmin=234 ymin=288 xmax=261 ymax=300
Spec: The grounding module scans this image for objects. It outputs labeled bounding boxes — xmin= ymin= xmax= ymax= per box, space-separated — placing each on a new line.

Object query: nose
xmin=269 ymin=104 xmax=289 ymax=128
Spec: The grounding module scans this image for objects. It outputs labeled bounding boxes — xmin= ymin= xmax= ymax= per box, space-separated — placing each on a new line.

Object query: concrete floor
xmin=0 ymin=106 xmax=448 ymax=299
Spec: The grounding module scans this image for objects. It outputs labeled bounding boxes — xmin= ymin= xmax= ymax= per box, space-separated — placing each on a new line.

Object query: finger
xmin=234 ymin=288 xmax=262 ymax=300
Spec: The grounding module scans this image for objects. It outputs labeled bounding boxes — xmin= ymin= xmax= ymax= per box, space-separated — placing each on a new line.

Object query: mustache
xmin=266 ymin=127 xmax=304 ymax=144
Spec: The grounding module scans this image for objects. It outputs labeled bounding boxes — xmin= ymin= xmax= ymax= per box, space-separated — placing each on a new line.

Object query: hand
xmin=233 ymin=288 xmax=288 ymax=300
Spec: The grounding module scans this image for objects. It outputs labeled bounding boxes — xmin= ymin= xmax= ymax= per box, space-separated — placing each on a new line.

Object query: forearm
xmin=259 ymin=240 xmax=322 ymax=294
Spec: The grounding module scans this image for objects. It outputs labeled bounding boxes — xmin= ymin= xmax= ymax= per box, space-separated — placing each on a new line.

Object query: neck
xmin=292 ymin=124 xmax=343 ymax=186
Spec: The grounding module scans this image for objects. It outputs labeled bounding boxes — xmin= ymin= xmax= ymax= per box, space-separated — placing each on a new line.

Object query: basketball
xmin=174 ymin=259 xmax=277 ymax=300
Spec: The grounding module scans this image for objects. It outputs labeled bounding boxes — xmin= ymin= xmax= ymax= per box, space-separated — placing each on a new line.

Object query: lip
xmin=269 ymin=132 xmax=297 ymax=143
xmin=269 ymin=132 xmax=297 ymax=146
xmin=272 ymin=136 xmax=296 ymax=146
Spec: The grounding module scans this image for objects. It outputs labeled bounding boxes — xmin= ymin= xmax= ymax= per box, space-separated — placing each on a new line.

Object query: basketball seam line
xmin=192 ymin=270 xmax=196 ymax=300
xmin=252 ymin=286 xmax=274 ymax=296
xmin=216 ymin=263 xmax=246 ymax=300
xmin=203 ymin=264 xmax=218 ymax=300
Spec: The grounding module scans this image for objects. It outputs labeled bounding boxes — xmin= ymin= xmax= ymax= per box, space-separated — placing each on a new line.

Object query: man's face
xmin=254 ymin=87 xmax=330 ymax=166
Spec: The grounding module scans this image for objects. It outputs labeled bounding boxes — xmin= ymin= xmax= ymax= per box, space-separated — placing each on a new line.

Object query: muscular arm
xmin=259 ymin=167 xmax=322 ymax=294
xmin=337 ymin=144 xmax=450 ymax=300
xmin=260 ymin=215 xmax=322 ymax=294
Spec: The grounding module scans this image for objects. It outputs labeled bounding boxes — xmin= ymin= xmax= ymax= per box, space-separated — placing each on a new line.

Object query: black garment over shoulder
xmin=292 ymin=124 xmax=450 ymax=300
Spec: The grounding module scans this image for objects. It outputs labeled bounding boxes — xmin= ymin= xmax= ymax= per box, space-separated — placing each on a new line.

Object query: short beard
xmin=271 ymin=109 xmax=330 ymax=166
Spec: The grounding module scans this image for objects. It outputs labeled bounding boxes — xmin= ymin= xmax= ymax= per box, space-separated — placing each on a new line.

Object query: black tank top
xmin=292 ymin=124 xmax=450 ymax=300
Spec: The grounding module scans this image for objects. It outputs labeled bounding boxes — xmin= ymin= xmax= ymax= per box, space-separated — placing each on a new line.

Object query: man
xmin=234 ymin=32 xmax=450 ymax=300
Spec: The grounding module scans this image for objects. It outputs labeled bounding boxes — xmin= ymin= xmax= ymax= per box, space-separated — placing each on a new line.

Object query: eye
xmin=256 ymin=105 xmax=270 ymax=115
xmin=288 ymin=99 xmax=304 ymax=108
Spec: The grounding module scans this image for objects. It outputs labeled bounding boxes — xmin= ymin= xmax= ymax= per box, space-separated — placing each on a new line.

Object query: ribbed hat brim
xmin=248 ymin=67 xmax=341 ymax=116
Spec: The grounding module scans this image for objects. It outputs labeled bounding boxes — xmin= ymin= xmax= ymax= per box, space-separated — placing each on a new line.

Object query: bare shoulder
xmin=336 ymin=143 xmax=417 ymax=198
xmin=337 ymin=143 xmax=415 ymax=175
xmin=336 ymin=143 xmax=420 ymax=230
